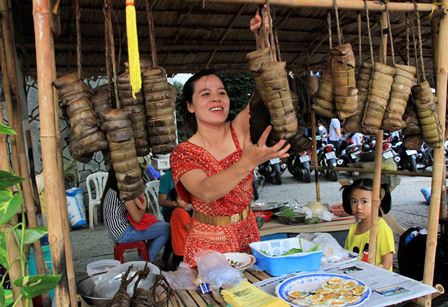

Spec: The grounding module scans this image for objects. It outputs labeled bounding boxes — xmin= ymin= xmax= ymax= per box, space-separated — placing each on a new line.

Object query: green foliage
xmin=14 ymin=227 xmax=48 ymax=245
xmin=0 ymin=193 xmax=22 ymax=225
xmin=14 ymin=275 xmax=62 ymax=299
xmin=219 ymin=73 xmax=255 ymax=121
xmin=0 ymin=231 xmax=7 ymax=269
xmin=0 ymin=171 xmax=23 ymax=189
xmin=0 ymin=127 xmax=60 ymax=304
xmin=0 ymin=124 xmax=15 ymax=135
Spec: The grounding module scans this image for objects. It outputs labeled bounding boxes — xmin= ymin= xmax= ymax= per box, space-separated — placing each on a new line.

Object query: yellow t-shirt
xmin=344 ymin=218 xmax=395 ymax=270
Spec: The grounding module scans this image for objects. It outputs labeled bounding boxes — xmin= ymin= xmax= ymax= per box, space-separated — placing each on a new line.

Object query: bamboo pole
xmin=188 ymin=0 xmax=437 ymax=12
xmin=310 ymin=110 xmax=320 ymax=202
xmin=422 ymin=1 xmax=448 ymax=304
xmin=0 ymin=27 xmax=19 ymax=174
xmin=0 ymin=103 xmax=7 ymax=171
xmin=368 ymin=11 xmax=388 ymax=266
xmin=32 ymin=0 xmax=71 ymax=305
xmin=0 ymin=2 xmax=49 ymax=305
xmin=3 ymin=226 xmax=25 ymax=307
xmin=50 ymin=30 xmax=78 ymax=307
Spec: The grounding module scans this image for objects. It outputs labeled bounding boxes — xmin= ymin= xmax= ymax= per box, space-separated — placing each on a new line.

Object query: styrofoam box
xmin=249 ymin=238 xmax=323 ymax=276
xmin=153 ymin=157 xmax=170 ymax=170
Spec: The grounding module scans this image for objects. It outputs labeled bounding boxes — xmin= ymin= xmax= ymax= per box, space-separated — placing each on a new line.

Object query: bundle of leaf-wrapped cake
xmin=142 ymin=66 xmax=177 ymax=155
xmin=412 ymin=81 xmax=442 ymax=148
xmin=53 ymin=72 xmax=108 ymax=162
xmin=382 ymin=64 xmax=416 ymax=131
xmin=345 ymin=62 xmax=373 ymax=133
xmin=117 ymin=72 xmax=150 ymax=157
xmin=402 ymin=98 xmax=423 ymax=150
xmin=102 ymin=109 xmax=145 ymax=201
xmin=330 ymin=43 xmax=358 ymax=119
xmin=362 ymin=62 xmax=396 ymax=134
xmin=312 ymin=68 xmax=336 ymax=118
xmin=90 ymin=84 xmax=111 ymax=121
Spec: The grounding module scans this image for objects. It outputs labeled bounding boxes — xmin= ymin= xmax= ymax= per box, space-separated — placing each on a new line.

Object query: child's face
xmin=350 ymin=188 xmax=372 ymax=221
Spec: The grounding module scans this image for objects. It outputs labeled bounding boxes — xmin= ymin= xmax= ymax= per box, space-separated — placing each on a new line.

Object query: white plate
xmin=276 ymin=273 xmax=371 ymax=306
xmin=224 ymin=253 xmax=256 ymax=271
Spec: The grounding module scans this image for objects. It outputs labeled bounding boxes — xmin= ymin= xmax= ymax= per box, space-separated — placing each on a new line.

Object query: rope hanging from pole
xmin=385 ymin=0 xmax=396 ymax=67
xmin=75 ymin=0 xmax=82 ymax=79
xmin=413 ymin=0 xmax=426 ymax=81
xmin=104 ymin=0 xmax=120 ymax=108
xmin=333 ymin=0 xmax=343 ymax=45
xmin=145 ymin=0 xmax=158 ymax=67
xmin=364 ymin=0 xmax=375 ymax=64
xmin=327 ymin=12 xmax=333 ymax=49
xmin=358 ymin=13 xmax=362 ymax=66
xmin=406 ymin=12 xmax=410 ymax=66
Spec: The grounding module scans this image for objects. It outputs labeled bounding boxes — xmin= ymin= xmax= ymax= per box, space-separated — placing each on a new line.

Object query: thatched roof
xmin=18 ymin=0 xmax=437 ymax=79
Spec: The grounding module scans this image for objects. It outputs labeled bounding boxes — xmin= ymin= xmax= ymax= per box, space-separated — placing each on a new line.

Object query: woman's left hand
xmin=240 ymin=125 xmax=290 ymax=170
xmin=135 ymin=194 xmax=146 ymax=210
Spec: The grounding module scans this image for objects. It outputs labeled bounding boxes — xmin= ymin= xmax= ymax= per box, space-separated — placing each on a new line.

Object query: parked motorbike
xmin=338 ymin=144 xmax=362 ymax=167
xmin=394 ymin=140 xmax=418 ymax=172
xmin=252 ymin=168 xmax=265 ymax=201
xmin=287 ymin=151 xmax=312 ymax=183
xmin=317 ymin=143 xmax=339 ymax=181
xmin=258 ymin=158 xmax=285 ymax=185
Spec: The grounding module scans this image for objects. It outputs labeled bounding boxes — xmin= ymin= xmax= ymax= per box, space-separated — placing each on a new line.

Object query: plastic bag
xmin=66 ymin=187 xmax=87 ymax=228
xmin=195 ymin=250 xmax=243 ymax=289
xmin=162 ymin=262 xmax=197 ymax=290
xmin=297 ymin=233 xmax=349 ymax=265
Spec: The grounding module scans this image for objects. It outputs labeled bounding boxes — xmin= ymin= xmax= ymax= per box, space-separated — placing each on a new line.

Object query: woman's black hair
xmin=178 ymin=69 xmax=228 ymax=134
xmin=341 ymin=178 xmax=391 ymax=216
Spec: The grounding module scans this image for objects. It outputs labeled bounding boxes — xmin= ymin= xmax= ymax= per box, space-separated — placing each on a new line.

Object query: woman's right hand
xmin=241 ymin=125 xmax=290 ymax=170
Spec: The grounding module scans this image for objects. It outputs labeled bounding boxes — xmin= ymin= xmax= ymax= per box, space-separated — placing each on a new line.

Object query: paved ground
xmin=70 ymin=171 xmax=448 ymax=304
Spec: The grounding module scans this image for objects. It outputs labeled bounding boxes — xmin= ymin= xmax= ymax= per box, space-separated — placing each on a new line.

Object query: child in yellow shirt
xmin=342 ymin=178 xmax=395 ymax=270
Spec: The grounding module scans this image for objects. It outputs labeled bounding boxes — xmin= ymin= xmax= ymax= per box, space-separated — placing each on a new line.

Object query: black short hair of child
xmin=341 ymin=178 xmax=391 ymax=216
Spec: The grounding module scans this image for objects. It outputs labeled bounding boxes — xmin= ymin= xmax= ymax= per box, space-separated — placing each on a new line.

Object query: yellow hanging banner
xmin=126 ymin=0 xmax=142 ymax=97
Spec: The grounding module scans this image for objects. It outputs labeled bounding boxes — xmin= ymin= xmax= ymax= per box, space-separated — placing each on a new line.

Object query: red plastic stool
xmin=114 ymin=241 xmax=149 ymax=263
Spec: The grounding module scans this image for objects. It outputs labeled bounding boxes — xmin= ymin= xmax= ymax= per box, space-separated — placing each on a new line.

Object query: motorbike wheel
xmin=303 ymin=162 xmax=311 ymax=183
xmin=329 ymin=170 xmax=338 ymax=182
xmin=253 ymin=180 xmax=260 ymax=201
xmin=410 ymin=156 xmax=417 ymax=172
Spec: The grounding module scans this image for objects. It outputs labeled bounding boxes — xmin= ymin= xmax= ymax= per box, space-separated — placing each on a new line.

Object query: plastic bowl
xmin=86 ymin=259 xmax=121 ymax=276
xmin=254 ymin=211 xmax=273 ymax=222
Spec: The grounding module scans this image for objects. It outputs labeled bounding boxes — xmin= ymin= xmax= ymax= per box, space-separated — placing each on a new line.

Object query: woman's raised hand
xmin=241 ymin=125 xmax=290 ymax=170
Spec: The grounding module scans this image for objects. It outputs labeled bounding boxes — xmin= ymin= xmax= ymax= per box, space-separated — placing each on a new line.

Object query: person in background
xmin=329 ymin=117 xmax=341 ymax=155
xmin=351 ymin=132 xmax=364 ymax=146
xmin=102 ymin=168 xmax=170 ymax=263
xmin=158 ymin=169 xmax=190 ymax=268
xmin=170 ymin=190 xmax=192 ymax=267
xmin=341 ymin=178 xmax=395 ymax=270
xmin=170 ymin=69 xmax=290 ymax=266
xmin=317 ymin=119 xmax=328 ymax=149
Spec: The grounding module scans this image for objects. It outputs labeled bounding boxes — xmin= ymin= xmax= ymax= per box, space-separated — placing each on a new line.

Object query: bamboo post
xmin=32 ymin=0 xmax=71 ymax=305
xmin=368 ymin=11 xmax=388 ymax=266
xmin=0 ymin=27 xmax=19 ymax=174
xmin=0 ymin=104 xmax=7 ymax=171
xmin=422 ymin=1 xmax=448 ymax=304
xmin=310 ymin=110 xmax=320 ymax=202
xmin=0 ymin=2 xmax=49 ymax=305
xmin=3 ymin=227 xmax=25 ymax=307
xmin=188 ymin=0 xmax=437 ymax=12
xmin=50 ymin=30 xmax=78 ymax=307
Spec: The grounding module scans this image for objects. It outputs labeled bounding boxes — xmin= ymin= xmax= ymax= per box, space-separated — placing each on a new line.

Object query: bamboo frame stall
xmin=0 ymin=1 xmax=444 ymax=306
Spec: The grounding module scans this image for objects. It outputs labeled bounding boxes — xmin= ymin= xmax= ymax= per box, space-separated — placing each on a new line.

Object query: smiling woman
xmin=170 ymin=69 xmax=290 ymax=266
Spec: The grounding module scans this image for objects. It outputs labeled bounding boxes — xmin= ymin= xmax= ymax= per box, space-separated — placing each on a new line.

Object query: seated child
xmin=170 ymin=194 xmax=192 ymax=267
xmin=342 ymin=178 xmax=395 ymax=270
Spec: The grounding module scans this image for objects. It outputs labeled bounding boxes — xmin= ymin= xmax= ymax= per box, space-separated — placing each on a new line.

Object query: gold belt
xmin=192 ymin=206 xmax=250 ymax=226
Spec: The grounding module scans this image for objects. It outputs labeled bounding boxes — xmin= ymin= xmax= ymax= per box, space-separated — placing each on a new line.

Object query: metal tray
xmin=251 ymin=201 xmax=285 ymax=212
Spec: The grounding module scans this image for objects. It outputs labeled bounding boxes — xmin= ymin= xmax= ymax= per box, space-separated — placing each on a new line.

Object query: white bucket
xmin=86 ymin=259 xmax=121 ymax=276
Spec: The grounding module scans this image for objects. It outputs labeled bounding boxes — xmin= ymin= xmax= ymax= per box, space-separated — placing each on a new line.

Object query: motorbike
xmin=287 ymin=151 xmax=312 ymax=183
xmin=252 ymin=168 xmax=265 ymax=201
xmin=258 ymin=157 xmax=285 ymax=185
xmin=338 ymin=140 xmax=362 ymax=168
xmin=393 ymin=140 xmax=418 ymax=172
xmin=317 ymin=143 xmax=339 ymax=181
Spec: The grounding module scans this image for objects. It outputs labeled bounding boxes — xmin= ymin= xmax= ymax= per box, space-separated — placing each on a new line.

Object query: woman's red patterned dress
xmin=170 ymin=126 xmax=260 ymax=266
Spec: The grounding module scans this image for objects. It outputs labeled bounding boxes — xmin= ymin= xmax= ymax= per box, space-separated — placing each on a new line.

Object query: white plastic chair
xmin=145 ymin=180 xmax=163 ymax=221
xmin=86 ymin=172 xmax=109 ymax=230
